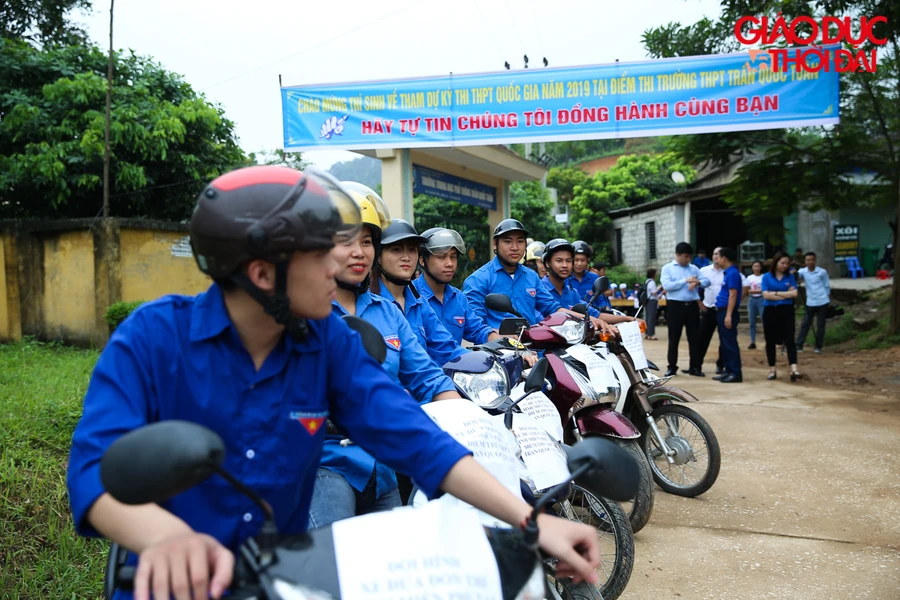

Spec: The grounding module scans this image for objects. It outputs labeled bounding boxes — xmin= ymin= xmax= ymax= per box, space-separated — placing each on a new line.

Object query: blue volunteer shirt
xmin=660 ymin=260 xmax=710 ymax=302
xmin=715 ymin=264 xmax=743 ymax=309
xmin=374 ymin=283 xmax=467 ymax=368
xmin=413 ymin=275 xmax=495 ymax=345
xmin=67 ymin=284 xmax=470 ymax=599
xmin=693 ymin=256 xmax=712 ymax=269
xmin=325 ymin=291 xmax=458 ymax=497
xmin=463 ymin=256 xmax=562 ymax=329
xmin=541 ymin=275 xmax=600 ymax=317
xmin=762 ymin=272 xmax=799 ymax=306
xmin=569 ymin=270 xmax=599 ymax=303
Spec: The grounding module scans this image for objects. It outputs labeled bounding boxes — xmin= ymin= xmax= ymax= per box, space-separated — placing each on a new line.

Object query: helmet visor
xmin=303 ymin=169 xmax=362 ymax=246
xmin=341 ymin=181 xmax=391 ymax=230
xmin=425 ymin=229 xmax=466 ymax=256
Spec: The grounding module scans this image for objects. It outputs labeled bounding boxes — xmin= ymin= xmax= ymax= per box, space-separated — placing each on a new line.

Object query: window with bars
xmin=615 ymin=228 xmax=623 ymax=264
xmin=645 ymin=221 xmax=657 ymax=260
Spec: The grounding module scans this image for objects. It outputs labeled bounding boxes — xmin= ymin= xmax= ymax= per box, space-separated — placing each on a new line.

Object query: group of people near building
xmin=659 ymin=243 xmax=832 ymax=383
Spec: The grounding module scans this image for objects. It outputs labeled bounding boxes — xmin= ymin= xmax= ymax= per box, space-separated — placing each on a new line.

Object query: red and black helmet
xmin=189 ymin=166 xmax=361 ymax=278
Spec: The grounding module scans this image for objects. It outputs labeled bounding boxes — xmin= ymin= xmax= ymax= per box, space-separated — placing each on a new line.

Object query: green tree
xmin=547 ymin=167 xmax=590 ymax=206
xmin=642 ymin=0 xmax=900 ymax=333
xmin=568 ymin=152 xmax=695 ymax=243
xmin=0 ymin=39 xmax=246 ymax=220
xmin=510 ymin=180 xmax=567 ymax=242
xmin=1 ymin=0 xmax=91 ymax=47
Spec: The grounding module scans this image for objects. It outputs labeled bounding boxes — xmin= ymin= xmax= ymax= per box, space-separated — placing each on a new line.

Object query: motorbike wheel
xmin=551 ymin=484 xmax=634 ymax=600
xmin=606 ymin=437 xmax=654 ymax=534
xmin=642 ymin=401 xmax=721 ymax=498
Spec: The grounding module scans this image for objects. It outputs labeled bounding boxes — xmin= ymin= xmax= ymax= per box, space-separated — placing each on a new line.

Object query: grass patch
xmin=0 ymin=338 xmax=107 ymax=600
xmin=809 ymin=289 xmax=900 ymax=350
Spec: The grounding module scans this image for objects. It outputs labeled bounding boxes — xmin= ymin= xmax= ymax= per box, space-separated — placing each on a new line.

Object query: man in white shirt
xmin=795 ymin=251 xmax=831 ymax=353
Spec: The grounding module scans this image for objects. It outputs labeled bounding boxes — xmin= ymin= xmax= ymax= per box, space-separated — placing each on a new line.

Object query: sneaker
xmin=814 ymin=347 xmax=822 ymax=354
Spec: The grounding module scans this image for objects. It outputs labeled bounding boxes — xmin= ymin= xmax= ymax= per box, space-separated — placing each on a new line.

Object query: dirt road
xmin=622 ymin=328 xmax=900 ymax=599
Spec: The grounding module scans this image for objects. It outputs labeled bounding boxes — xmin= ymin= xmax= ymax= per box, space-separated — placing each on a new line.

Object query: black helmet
xmin=190 ymin=166 xmax=360 ymax=279
xmin=381 ymin=219 xmax=427 ymax=247
xmin=492 ymin=218 xmax=529 ymax=239
xmin=573 ymin=240 xmax=593 ymax=258
xmin=542 ymin=238 xmax=575 ymax=266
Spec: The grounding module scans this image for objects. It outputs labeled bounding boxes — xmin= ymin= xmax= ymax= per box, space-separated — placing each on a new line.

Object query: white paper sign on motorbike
xmin=332 ymin=501 xmax=504 ymax=600
xmin=512 ymin=383 xmax=564 ymax=442
xmin=511 ymin=412 xmax=570 ymax=492
xmin=617 ymin=321 xmax=649 ymax=370
xmin=566 ymin=343 xmax=619 ymax=391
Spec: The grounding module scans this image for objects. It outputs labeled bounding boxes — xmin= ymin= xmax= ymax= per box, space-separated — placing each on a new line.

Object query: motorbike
xmin=99 ymin=383 xmax=640 ymax=599
xmin=421 ymin=357 xmax=635 ymax=600
xmin=587 ymin=278 xmax=722 ymax=498
xmin=477 ymin=293 xmax=656 ymax=537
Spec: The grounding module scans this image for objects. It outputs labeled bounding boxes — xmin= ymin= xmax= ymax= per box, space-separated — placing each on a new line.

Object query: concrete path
xmin=830 ymin=276 xmax=893 ymax=291
xmin=621 ymin=329 xmax=900 ymax=599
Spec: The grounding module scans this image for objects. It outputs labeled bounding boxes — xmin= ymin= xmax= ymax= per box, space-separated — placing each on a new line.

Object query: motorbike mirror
xmin=563 ymin=437 xmax=640 ymax=502
xmin=486 ymin=293 xmax=523 ymax=319
xmin=498 ymin=317 xmax=529 ymax=336
xmin=593 ymin=276 xmax=610 ymax=296
xmin=571 ymin=303 xmax=588 ymax=315
xmin=100 ymin=421 xmax=225 ymax=505
xmin=342 ymin=315 xmax=387 ymax=364
xmin=524 ymin=357 xmax=549 ymax=395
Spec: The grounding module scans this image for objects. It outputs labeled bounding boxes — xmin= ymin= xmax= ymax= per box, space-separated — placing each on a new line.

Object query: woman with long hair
xmin=745 ymin=260 xmax=765 ymax=349
xmin=761 ymin=251 xmax=802 ymax=381
xmin=310 ymin=184 xmax=463 ymax=528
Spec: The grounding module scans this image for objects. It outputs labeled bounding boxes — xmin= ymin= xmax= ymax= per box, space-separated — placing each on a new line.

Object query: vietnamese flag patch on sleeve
xmin=384 ymin=335 xmax=401 ymax=350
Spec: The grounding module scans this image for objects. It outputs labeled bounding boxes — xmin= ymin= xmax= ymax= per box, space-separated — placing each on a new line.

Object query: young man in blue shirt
xmin=714 ymin=247 xmax=744 ymax=383
xmin=66 ymin=167 xmax=601 ymax=600
xmin=540 ymin=239 xmax=606 ymax=326
xmin=413 ymin=227 xmax=500 ymax=346
xmin=660 ymin=242 xmax=711 ymax=377
xmin=795 ymin=251 xmax=831 ymax=353
xmin=569 ymin=240 xmax=599 ymax=302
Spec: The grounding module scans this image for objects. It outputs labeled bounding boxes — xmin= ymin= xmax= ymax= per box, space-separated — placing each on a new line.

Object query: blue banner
xmin=412 ymin=166 xmax=497 ymax=210
xmin=281 ymin=47 xmax=839 ymax=151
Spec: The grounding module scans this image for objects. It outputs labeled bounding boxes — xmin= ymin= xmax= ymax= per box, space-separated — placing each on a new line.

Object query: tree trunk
xmin=891 ymin=175 xmax=900 ymax=335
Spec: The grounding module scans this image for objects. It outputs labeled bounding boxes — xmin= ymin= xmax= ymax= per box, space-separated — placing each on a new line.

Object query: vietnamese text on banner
xmin=281 ymin=47 xmax=839 ymax=151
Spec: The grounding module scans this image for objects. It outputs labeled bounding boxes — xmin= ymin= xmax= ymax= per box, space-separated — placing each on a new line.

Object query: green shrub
xmin=604 ymin=264 xmax=645 ymax=288
xmin=104 ymin=300 xmax=146 ymax=330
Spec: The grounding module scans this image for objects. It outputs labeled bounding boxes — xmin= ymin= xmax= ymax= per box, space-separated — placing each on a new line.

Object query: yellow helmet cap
xmin=341 ymin=181 xmax=391 ymax=233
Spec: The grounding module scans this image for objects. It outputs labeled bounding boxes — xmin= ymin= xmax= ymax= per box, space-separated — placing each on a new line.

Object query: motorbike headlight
xmin=452 ymin=360 xmax=510 ymax=409
xmin=550 ymin=319 xmax=586 ymax=344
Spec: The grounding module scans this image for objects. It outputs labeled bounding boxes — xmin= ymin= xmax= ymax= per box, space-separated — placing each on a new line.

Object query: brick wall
xmin=611 ymin=205 xmax=679 ymax=273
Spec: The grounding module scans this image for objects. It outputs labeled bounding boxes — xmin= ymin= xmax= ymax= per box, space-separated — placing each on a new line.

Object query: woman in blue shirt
xmin=372 ymin=219 xmax=467 ymax=369
xmin=761 ymin=251 xmax=802 ymax=381
xmin=311 ymin=183 xmax=463 ymax=528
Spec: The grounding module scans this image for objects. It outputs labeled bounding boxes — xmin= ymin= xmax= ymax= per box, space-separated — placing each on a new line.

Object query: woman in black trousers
xmin=761 ymin=251 xmax=803 ymax=381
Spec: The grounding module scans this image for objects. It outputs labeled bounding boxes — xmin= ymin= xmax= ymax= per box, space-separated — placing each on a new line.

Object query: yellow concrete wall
xmin=0 ymin=232 xmax=8 ymax=340
xmin=119 ymin=228 xmax=211 ymax=302
xmin=41 ymin=230 xmax=96 ymax=341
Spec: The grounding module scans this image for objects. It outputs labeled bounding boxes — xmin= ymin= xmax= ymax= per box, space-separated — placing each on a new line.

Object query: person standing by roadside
xmin=697 ymin=247 xmax=725 ymax=376
xmin=745 ymin=260 xmax=765 ymax=349
xmin=713 ymin=248 xmax=743 ymax=383
xmin=795 ymin=252 xmax=831 ymax=354
xmin=762 ymin=251 xmax=803 ymax=381
xmin=660 ymin=242 xmax=710 ymax=377
xmin=644 ymin=268 xmax=659 ymax=340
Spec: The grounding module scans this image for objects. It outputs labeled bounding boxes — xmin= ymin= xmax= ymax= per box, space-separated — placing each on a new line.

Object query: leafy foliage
xmin=509 ymin=180 xmax=567 ymax=242
xmin=0 ymin=0 xmax=91 ymax=47
xmin=0 ymin=39 xmax=246 ymax=220
xmin=569 ymin=152 xmax=695 ymax=243
xmin=103 ymin=299 xmax=145 ymax=330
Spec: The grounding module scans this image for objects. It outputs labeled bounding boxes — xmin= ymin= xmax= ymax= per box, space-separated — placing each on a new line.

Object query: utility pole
xmin=102 ymin=0 xmax=114 ymax=218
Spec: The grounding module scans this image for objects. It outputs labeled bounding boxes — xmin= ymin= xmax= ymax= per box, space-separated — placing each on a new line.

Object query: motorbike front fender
xmin=646 ymin=385 xmax=700 ymax=404
xmin=575 ymin=405 xmax=641 ymax=439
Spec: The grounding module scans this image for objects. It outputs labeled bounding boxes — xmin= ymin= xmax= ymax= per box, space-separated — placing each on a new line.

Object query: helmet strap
xmin=337 ymin=275 xmax=370 ymax=297
xmin=379 ymin=267 xmax=421 ymax=299
xmin=230 ymin=262 xmax=308 ymax=341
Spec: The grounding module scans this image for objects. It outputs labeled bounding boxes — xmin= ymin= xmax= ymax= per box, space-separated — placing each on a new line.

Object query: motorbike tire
xmin=641 ymin=401 xmax=721 ymax=498
xmin=551 ymin=578 xmax=604 ymax=599
xmin=606 ymin=437 xmax=654 ymax=534
xmin=551 ymin=483 xmax=634 ymax=600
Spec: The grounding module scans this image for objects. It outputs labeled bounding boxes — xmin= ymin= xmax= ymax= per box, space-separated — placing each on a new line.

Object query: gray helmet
xmin=421 ymin=228 xmax=466 ymax=256
xmin=381 ymin=219 xmax=427 ymax=247
xmin=492 ymin=218 xmax=528 ymax=239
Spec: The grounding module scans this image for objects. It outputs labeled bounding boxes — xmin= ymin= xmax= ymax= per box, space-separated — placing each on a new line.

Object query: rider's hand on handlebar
xmin=134 ymin=532 xmax=234 ymax=600
xmin=522 ymin=351 xmax=538 ymax=367
xmin=536 ymin=514 xmax=601 ymax=584
xmin=591 ymin=316 xmax=617 ymax=337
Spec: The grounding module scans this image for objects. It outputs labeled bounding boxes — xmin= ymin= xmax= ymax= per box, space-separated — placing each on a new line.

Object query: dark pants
xmin=666 ymin=300 xmax=701 ymax=371
xmin=698 ymin=306 xmax=724 ymax=372
xmin=717 ymin=309 xmax=742 ymax=376
xmin=763 ymin=304 xmax=798 ymax=366
xmin=645 ymin=299 xmax=658 ymax=336
xmin=796 ymin=304 xmax=827 ymax=349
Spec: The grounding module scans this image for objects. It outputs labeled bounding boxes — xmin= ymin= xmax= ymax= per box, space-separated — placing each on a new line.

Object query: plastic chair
xmin=844 ymin=257 xmax=864 ymax=279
